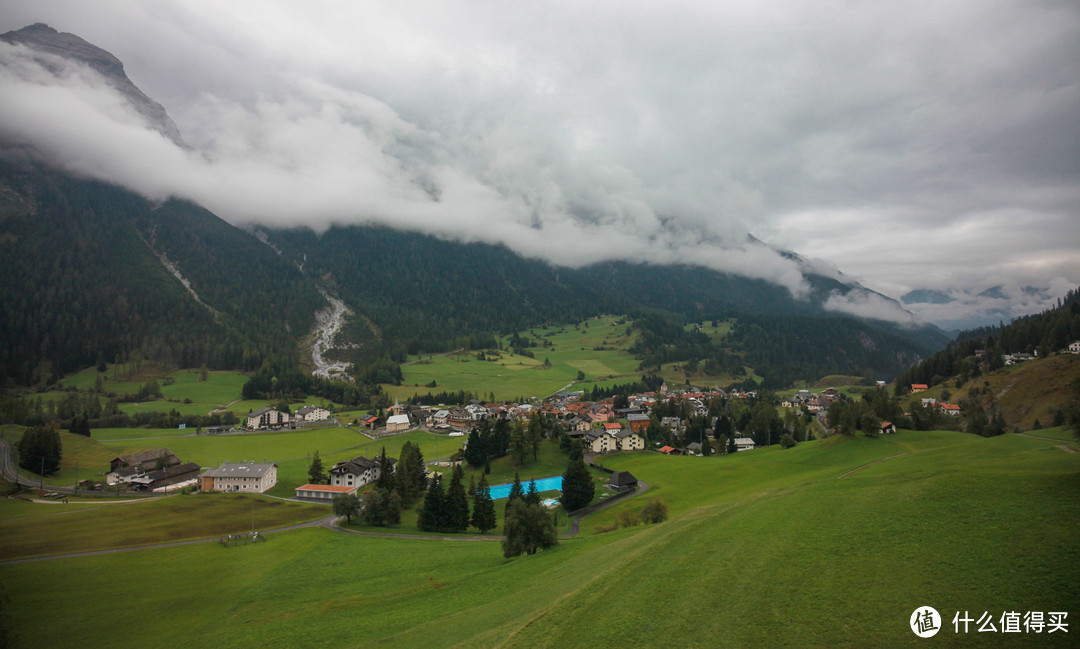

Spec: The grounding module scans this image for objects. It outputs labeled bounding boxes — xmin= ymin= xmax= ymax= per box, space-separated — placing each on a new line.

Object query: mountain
xmin=0 ymin=23 xmax=185 ymax=147
xmin=0 ymin=23 xmax=950 ymax=391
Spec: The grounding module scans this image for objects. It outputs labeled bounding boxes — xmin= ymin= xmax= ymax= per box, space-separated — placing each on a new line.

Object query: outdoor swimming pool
xmin=488 ymin=476 xmax=563 ymax=500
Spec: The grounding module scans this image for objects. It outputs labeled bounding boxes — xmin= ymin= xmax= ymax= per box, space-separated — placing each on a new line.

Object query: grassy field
xmin=386 ymin=317 xmax=644 ymax=402
xmin=2 ymin=428 xmax=1075 ymax=647
xmin=0 ymin=493 xmax=327 ymax=560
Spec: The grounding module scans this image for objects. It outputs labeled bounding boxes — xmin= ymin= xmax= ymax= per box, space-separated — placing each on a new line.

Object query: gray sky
xmin=1 ymin=0 xmax=1077 ymax=329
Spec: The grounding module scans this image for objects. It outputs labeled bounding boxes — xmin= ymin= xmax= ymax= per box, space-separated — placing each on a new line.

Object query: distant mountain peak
xmin=1 ymin=22 xmax=186 ymax=147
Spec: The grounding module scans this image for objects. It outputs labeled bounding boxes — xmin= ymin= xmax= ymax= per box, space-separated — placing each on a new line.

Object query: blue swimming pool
xmin=488 ymin=476 xmax=563 ymax=500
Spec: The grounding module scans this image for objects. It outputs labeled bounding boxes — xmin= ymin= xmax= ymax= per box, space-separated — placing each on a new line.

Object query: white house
xmin=615 ymin=429 xmax=646 ymax=451
xmin=733 ymin=437 xmax=756 ymax=452
xmin=246 ymin=407 xmax=289 ymax=430
xmin=295 ymin=405 xmax=331 ymax=422
xmin=200 ymin=462 xmax=278 ymax=493
xmin=329 ymin=455 xmax=393 ymax=488
xmin=585 ymin=431 xmax=617 ymax=454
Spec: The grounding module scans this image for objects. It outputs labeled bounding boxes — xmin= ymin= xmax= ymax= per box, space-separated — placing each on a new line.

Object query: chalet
xmin=363 ymin=415 xmax=381 ymax=429
xmin=295 ymin=484 xmax=358 ymax=501
xmin=295 ymin=405 xmax=331 ymax=422
xmin=584 ymin=430 xmax=617 ymax=454
xmin=615 ymin=429 xmax=646 ymax=451
xmin=603 ymin=422 xmax=623 ymax=433
xmin=880 ymin=421 xmax=897 ymax=434
xmin=386 ymin=413 xmax=411 ymax=431
xmin=685 ymin=442 xmax=703 ymax=456
xmin=432 ymin=410 xmax=450 ymax=426
xmin=626 ymin=413 xmax=650 ymax=433
xmin=110 ymin=448 xmax=180 ymax=474
xmin=571 ymin=417 xmax=593 ymax=433
xmin=329 ymin=455 xmax=394 ymax=488
xmin=609 ymin=470 xmax=638 ymax=491
xmin=247 ymin=407 xmax=289 ymax=430
xmin=733 ymin=437 xmax=756 ymax=452
xmin=660 ymin=417 xmax=683 ymax=434
xmin=910 ymin=384 xmax=928 ymax=393
xmin=200 ymin=462 xmax=278 ymax=493
xmin=940 ymin=403 xmax=962 ymax=416
xmin=658 ymin=445 xmax=677 ymax=455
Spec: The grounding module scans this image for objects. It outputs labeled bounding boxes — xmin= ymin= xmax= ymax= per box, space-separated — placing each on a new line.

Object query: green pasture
xmin=0 ymin=493 xmax=326 ymax=560
xmin=388 ymin=317 xmax=644 ymax=402
xmin=1 ymin=428 xmax=1075 ymax=648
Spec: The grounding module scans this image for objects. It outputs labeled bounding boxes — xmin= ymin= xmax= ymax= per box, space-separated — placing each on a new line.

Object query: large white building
xmin=200 ymin=462 xmax=278 ymax=493
xmin=246 ymin=407 xmax=289 ymax=430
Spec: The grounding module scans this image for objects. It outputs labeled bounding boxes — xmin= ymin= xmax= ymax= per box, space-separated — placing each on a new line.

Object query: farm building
xmin=200 ymin=462 xmax=278 ymax=493
xmin=295 ymin=484 xmax=358 ymax=501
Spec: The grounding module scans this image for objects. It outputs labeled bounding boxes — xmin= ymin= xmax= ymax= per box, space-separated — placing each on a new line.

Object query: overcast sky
xmin=1 ymin=0 xmax=1077 ymax=330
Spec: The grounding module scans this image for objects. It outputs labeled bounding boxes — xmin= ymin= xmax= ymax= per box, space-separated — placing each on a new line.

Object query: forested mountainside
xmin=894 ymin=287 xmax=1080 ymax=391
xmin=0 ymin=155 xmax=323 ymax=385
xmin=0 ymin=149 xmax=948 ymax=391
xmin=265 ymin=225 xmax=949 ymax=388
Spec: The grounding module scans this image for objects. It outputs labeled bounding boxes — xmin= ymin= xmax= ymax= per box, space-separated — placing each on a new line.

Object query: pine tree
xmin=525 ymin=480 xmax=541 ymax=506
xmin=471 ymin=473 xmax=496 ymax=534
xmin=17 ymin=424 xmax=61 ymax=475
xmin=504 ymin=472 xmax=525 ymax=522
xmin=417 ymin=474 xmax=446 ymax=532
xmin=446 ymin=464 xmax=470 ymax=533
xmin=560 ymin=458 xmax=594 ymax=512
xmin=307 ymin=450 xmax=327 ymax=484
xmin=375 ymin=446 xmax=394 ymax=489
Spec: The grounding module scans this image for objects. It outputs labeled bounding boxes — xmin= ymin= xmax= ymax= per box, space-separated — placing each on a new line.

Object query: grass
xmin=0 ymin=492 xmax=326 ymax=560
xmin=2 ymin=430 xmax=1075 ymax=648
xmin=386 ymin=316 xmax=644 ymax=402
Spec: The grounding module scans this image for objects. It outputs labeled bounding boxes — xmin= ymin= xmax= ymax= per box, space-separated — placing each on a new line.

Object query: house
xmin=584 ymin=430 xmax=617 ymax=454
xmin=603 ymin=422 xmax=623 ymax=433
xmin=386 ymin=413 xmax=411 ymax=431
xmin=247 ymin=407 xmax=289 ymax=430
xmin=880 ymin=421 xmax=897 ymax=435
xmin=1070 ymin=341 xmax=1080 ymax=354
xmin=200 ymin=462 xmax=278 ymax=493
xmin=329 ymin=455 xmax=394 ymax=488
xmin=660 ymin=417 xmax=683 ymax=434
xmin=295 ymin=405 xmax=331 ymax=422
xmin=609 ymin=470 xmax=638 ymax=491
xmin=910 ymin=384 xmax=928 ymax=393
xmin=571 ymin=417 xmax=593 ymax=433
xmin=685 ymin=442 xmax=703 ymax=456
xmin=363 ymin=415 xmax=381 ymax=429
xmin=658 ymin=445 xmax=677 ymax=455
xmin=940 ymin=403 xmax=962 ymax=416
xmin=626 ymin=413 xmax=650 ymax=433
xmin=295 ymin=484 xmax=358 ymax=501
xmin=733 ymin=437 xmax=756 ymax=452
xmin=615 ymin=429 xmax=646 ymax=451
xmin=110 ymin=448 xmax=180 ymax=474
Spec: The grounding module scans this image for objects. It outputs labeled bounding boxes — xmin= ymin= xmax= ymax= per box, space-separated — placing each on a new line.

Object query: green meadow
xmin=386 ymin=316 xmax=644 ymax=401
xmin=1 ymin=429 xmax=1075 ymax=648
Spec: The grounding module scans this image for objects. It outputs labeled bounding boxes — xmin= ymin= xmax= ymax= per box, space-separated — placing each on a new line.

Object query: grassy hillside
xmin=1 ymin=430 xmax=1075 ymax=647
xmin=388 ymin=317 xmax=644 ymax=401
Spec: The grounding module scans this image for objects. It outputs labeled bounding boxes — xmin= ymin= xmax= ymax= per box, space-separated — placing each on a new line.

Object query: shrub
xmin=615 ymin=509 xmax=641 ymax=528
xmin=640 ymin=498 xmax=669 ymax=524
xmin=780 ymin=433 xmax=797 ymax=448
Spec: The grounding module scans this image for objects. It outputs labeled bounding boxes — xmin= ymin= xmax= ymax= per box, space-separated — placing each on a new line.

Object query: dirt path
xmin=0 ymin=515 xmax=337 ymax=566
xmin=835 ymin=452 xmax=917 ymax=479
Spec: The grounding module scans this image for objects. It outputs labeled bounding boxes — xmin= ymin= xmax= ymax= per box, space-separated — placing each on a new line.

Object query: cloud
xmin=0 ymin=0 xmax=1078 ymax=327
xmin=823 ymin=289 xmax=917 ymax=325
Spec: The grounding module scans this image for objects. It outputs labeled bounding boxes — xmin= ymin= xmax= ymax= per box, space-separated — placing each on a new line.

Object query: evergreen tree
xmin=417 ymin=474 xmax=446 ymax=532
xmin=525 ymin=480 xmax=541 ymax=506
xmin=560 ymin=458 xmax=595 ymax=512
xmin=509 ymin=421 xmax=529 ymax=465
xmin=307 ymin=450 xmax=327 ymax=484
xmin=446 ymin=464 xmax=470 ymax=533
xmin=471 ymin=473 xmax=497 ymax=534
xmin=395 ymin=442 xmax=426 ymax=503
xmin=17 ymin=424 xmax=62 ymax=475
xmin=464 ymin=428 xmax=487 ymax=466
xmin=504 ymin=472 xmax=525 ymax=520
xmin=375 ymin=447 xmax=395 ymax=489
